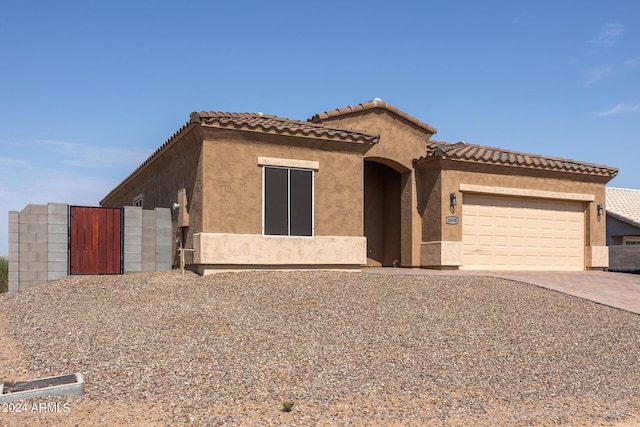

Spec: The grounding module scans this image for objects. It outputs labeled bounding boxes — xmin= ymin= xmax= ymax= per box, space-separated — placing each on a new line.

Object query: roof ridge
xmin=191 ymin=110 xmax=375 ymax=130
xmin=309 ymin=98 xmax=438 ymax=135
xmin=607 ymin=187 xmax=640 ymax=192
xmin=190 ymin=110 xmax=380 ymax=144
xmin=421 ymin=140 xmax=617 ymax=177
xmin=429 ymin=141 xmax=615 ymax=170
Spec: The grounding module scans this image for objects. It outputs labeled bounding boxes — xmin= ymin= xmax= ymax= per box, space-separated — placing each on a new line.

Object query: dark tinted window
xmin=264 ymin=167 xmax=313 ymax=236
xmin=264 ymin=167 xmax=288 ymax=235
xmin=290 ymin=169 xmax=313 ymax=236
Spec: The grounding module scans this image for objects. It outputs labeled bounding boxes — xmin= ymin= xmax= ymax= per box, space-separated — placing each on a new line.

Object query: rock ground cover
xmin=1 ymin=270 xmax=640 ymax=426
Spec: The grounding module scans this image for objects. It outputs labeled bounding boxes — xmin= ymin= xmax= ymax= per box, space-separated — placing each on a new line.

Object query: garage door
xmin=462 ymin=194 xmax=584 ymax=271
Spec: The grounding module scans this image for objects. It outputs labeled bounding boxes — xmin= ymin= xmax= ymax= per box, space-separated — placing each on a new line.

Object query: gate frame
xmin=68 ymin=206 xmax=124 ymax=275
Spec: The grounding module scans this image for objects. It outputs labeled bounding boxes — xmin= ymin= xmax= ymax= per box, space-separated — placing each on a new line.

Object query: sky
xmin=1 ymin=0 xmax=639 ymax=255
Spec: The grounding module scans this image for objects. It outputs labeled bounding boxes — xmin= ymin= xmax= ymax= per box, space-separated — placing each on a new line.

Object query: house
xmin=606 ymin=188 xmax=640 ymax=246
xmin=606 ymin=187 xmax=640 ymax=271
xmin=100 ymin=99 xmax=618 ymax=274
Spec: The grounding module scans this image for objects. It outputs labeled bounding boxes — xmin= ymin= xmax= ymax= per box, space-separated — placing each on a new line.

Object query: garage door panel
xmin=462 ymin=194 xmax=584 ymax=271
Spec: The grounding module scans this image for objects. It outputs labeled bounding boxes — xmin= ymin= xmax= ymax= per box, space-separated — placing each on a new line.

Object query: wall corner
xmin=420 ymin=241 xmax=463 ymax=269
xmin=586 ymin=246 xmax=609 ymax=269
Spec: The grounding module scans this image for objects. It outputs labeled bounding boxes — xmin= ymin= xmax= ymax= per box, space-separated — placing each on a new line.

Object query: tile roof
xmin=308 ymin=98 xmax=438 ymax=135
xmin=190 ymin=111 xmax=379 ymax=144
xmin=606 ymin=187 xmax=640 ymax=228
xmin=101 ymin=111 xmax=379 ymax=205
xmin=417 ymin=141 xmax=619 ymax=178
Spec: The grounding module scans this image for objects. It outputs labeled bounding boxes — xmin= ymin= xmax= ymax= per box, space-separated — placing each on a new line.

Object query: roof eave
xmin=415 ymin=155 xmax=618 ymax=178
xmin=198 ymin=119 xmax=380 ymax=145
xmin=606 ymin=211 xmax=640 ymax=229
xmin=100 ymin=120 xmax=196 ymax=205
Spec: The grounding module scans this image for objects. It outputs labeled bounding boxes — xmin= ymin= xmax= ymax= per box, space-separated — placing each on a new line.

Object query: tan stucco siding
xmin=194 ymin=233 xmax=366 ymax=267
xmin=101 ymin=127 xmax=203 ymax=211
xmin=318 ymin=110 xmax=432 ymax=171
xmin=320 ymin=109 xmax=433 ymax=267
xmin=417 ymin=159 xmax=609 ymax=269
xmin=201 ymin=130 xmax=365 ymax=237
xmin=440 ymin=166 xmax=606 ymax=245
xmin=417 ymin=168 xmax=443 ymax=242
xmin=100 ymin=127 xmax=205 ymax=266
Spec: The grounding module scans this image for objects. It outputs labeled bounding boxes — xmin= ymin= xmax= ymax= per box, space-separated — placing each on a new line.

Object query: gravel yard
xmin=1 ymin=270 xmax=640 ymax=426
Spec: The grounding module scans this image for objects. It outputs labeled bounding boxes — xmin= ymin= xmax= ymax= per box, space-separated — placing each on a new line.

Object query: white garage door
xmin=462 ymin=194 xmax=585 ymax=271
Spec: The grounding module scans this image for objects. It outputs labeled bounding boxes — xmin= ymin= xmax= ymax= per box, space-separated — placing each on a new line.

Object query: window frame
xmin=623 ymin=236 xmax=640 ymax=246
xmin=262 ymin=165 xmax=315 ymax=237
xmin=133 ymin=194 xmax=143 ymax=208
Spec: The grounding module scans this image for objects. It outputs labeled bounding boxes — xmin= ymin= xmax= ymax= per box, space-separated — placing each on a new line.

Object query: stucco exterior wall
xmin=318 ymin=110 xmax=434 ymax=267
xmin=193 ymin=233 xmax=366 ymax=273
xmin=200 ymin=128 xmax=365 ymax=238
xmin=101 ymin=122 xmax=370 ymax=272
xmin=316 ymin=110 xmax=432 ymax=170
xmin=101 ymin=126 xmax=205 ymax=266
xmin=417 ymin=159 xmax=610 ymax=269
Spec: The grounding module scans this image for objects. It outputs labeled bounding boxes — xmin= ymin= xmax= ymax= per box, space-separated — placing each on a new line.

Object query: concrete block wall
xmin=609 ymin=246 xmax=640 ymax=271
xmin=142 ymin=209 xmax=156 ymax=272
xmin=48 ymin=203 xmax=68 ymax=281
xmin=8 ymin=204 xmax=173 ymax=295
xmin=8 ymin=211 xmax=19 ymax=294
xmin=155 ymin=208 xmax=172 ymax=271
xmin=123 ymin=206 xmax=143 ymax=273
xmin=124 ymin=207 xmax=172 ymax=273
xmin=18 ymin=204 xmax=50 ymax=290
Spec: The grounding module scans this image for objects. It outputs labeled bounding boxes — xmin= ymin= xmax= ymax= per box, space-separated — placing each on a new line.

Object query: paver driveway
xmin=365 ymin=267 xmax=640 ymax=315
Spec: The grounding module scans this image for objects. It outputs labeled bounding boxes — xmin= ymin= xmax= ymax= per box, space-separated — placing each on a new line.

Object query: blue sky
xmin=1 ymin=1 xmax=639 ymax=255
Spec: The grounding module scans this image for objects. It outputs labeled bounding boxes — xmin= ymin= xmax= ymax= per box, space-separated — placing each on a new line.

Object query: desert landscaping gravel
xmin=1 ymin=270 xmax=640 ymax=426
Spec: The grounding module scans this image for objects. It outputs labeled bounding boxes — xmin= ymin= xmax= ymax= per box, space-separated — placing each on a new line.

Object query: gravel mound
xmin=1 ymin=270 xmax=640 ymax=426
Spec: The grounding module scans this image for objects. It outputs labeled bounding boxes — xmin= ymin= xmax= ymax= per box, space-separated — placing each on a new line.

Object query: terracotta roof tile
xmin=101 ymin=111 xmax=379 ymax=205
xmin=606 ymin=187 xmax=640 ymax=228
xmin=191 ymin=111 xmax=379 ymax=144
xmin=419 ymin=141 xmax=618 ymax=177
xmin=309 ymin=98 xmax=438 ymax=135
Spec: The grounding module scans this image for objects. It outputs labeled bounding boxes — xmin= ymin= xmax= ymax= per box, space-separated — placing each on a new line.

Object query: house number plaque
xmin=445 ymin=216 xmax=459 ymax=225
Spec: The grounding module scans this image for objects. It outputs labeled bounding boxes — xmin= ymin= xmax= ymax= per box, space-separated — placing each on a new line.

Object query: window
xmin=624 ymin=237 xmax=640 ymax=246
xmin=263 ymin=166 xmax=313 ymax=236
xmin=133 ymin=194 xmax=143 ymax=207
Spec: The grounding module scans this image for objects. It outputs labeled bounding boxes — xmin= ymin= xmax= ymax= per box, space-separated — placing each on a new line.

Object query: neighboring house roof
xmin=606 ymin=187 xmax=640 ymax=228
xmin=191 ymin=111 xmax=379 ymax=144
xmin=416 ymin=141 xmax=619 ymax=178
xmin=309 ymin=98 xmax=438 ymax=135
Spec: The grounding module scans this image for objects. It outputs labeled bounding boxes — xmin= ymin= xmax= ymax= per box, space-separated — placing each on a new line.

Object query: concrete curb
xmin=0 ymin=373 xmax=84 ymax=403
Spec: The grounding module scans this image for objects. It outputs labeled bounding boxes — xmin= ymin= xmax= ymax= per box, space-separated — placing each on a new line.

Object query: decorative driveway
xmin=365 ymin=267 xmax=640 ymax=315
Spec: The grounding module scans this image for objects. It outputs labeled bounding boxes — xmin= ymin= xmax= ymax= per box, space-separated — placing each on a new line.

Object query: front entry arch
xmin=364 ymin=160 xmax=402 ymax=266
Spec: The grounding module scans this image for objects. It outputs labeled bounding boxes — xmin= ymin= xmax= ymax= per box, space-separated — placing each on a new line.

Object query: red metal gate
xmin=69 ymin=206 xmax=123 ymax=275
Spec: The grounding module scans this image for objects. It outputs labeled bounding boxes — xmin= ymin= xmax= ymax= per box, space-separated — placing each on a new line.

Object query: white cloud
xmin=0 ymin=156 xmax=32 ymax=167
xmin=0 ymin=168 xmax=120 ymax=256
xmin=595 ymin=103 xmax=640 ymax=117
xmin=584 ymin=65 xmax=614 ymax=86
xmin=36 ymin=139 xmax=151 ymax=169
xmin=0 ymin=138 xmax=152 ymax=254
xmin=589 ymin=22 xmax=625 ymax=52
xmin=623 ymin=58 xmax=639 ymax=68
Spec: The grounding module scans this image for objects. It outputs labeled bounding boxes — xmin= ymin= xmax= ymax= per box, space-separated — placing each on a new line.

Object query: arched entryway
xmin=364 ymin=159 xmax=404 ymax=266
